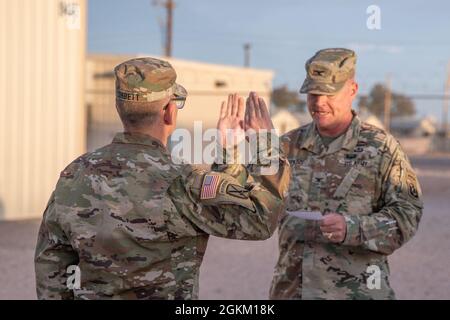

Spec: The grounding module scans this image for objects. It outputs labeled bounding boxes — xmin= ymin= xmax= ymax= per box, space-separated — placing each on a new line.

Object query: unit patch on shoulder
xmin=226 ymin=184 xmax=249 ymax=199
xmin=200 ymin=174 xmax=221 ymax=200
xmin=406 ymin=172 xmax=419 ymax=199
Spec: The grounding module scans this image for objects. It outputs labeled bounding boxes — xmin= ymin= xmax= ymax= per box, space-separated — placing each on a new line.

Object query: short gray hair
xmin=115 ymin=99 xmax=167 ymax=127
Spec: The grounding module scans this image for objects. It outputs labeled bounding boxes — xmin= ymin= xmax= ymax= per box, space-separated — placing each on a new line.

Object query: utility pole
xmin=165 ymin=0 xmax=174 ymax=57
xmin=153 ymin=0 xmax=174 ymax=57
xmin=384 ymin=74 xmax=392 ymax=132
xmin=442 ymin=61 xmax=450 ymax=137
xmin=244 ymin=43 xmax=251 ymax=68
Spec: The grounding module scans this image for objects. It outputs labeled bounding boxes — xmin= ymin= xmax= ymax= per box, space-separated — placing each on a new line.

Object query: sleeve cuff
xmin=214 ymin=143 xmax=242 ymax=165
xmin=342 ymin=214 xmax=362 ymax=246
xmin=248 ymin=132 xmax=281 ymax=165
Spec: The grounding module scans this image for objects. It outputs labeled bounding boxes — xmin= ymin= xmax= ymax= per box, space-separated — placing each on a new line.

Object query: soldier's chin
xmin=313 ymin=114 xmax=332 ymax=126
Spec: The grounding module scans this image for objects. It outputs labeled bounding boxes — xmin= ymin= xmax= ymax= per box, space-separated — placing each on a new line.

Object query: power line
xmin=359 ymin=94 xmax=450 ymax=101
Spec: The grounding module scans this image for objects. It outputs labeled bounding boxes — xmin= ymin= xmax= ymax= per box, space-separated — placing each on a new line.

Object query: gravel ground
xmin=0 ymin=155 xmax=449 ymax=300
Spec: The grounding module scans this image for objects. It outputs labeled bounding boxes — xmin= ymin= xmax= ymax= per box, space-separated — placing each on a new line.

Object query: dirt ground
xmin=0 ymin=155 xmax=449 ymax=300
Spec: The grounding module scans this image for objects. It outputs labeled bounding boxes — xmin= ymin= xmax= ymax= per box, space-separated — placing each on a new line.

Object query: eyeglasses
xmin=164 ymin=97 xmax=186 ymax=110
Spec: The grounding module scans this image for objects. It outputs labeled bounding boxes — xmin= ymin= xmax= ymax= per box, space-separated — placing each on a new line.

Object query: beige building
xmin=0 ymin=0 xmax=87 ymax=220
xmin=86 ymin=54 xmax=274 ymax=152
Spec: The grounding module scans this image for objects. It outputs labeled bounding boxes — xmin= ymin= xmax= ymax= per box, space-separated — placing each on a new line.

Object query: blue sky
xmin=88 ymin=0 xmax=450 ymax=119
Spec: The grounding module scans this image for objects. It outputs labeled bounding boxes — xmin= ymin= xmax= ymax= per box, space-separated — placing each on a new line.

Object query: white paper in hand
xmin=287 ymin=210 xmax=324 ymax=221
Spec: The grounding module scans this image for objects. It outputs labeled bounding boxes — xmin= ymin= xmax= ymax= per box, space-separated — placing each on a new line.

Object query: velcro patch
xmin=226 ymin=184 xmax=249 ymax=199
xmin=200 ymin=174 xmax=221 ymax=200
xmin=407 ymin=173 xmax=419 ymax=199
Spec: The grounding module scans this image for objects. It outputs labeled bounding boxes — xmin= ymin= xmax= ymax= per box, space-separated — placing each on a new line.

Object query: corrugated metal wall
xmin=0 ymin=0 xmax=87 ymax=220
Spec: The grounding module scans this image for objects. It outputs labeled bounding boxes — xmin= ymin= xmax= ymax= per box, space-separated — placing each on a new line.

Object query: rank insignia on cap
xmin=200 ymin=174 xmax=221 ymax=200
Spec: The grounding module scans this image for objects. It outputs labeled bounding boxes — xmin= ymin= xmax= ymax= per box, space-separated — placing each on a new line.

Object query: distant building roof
xmin=390 ymin=116 xmax=437 ymax=136
xmin=357 ymin=108 xmax=385 ymax=130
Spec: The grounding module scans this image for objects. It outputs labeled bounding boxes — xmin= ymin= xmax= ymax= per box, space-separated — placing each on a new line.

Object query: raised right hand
xmin=245 ymin=92 xmax=274 ymax=132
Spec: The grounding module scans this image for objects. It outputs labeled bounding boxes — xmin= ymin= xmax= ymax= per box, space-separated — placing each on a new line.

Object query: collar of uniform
xmin=298 ymin=110 xmax=361 ymax=155
xmin=340 ymin=111 xmax=361 ymax=152
xmin=112 ymin=132 xmax=168 ymax=153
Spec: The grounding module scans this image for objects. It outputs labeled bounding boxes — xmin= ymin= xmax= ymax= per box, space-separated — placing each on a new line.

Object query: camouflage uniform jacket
xmin=270 ymin=114 xmax=423 ymax=300
xmin=35 ymin=132 xmax=290 ymax=300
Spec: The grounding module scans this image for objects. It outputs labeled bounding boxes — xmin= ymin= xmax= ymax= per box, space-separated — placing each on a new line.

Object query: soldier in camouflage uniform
xmin=34 ymin=57 xmax=290 ymax=300
xmin=270 ymin=48 xmax=423 ymax=300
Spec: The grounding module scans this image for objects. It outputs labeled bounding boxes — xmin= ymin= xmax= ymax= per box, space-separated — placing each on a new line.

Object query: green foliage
xmin=272 ymin=85 xmax=306 ymax=112
xmin=359 ymin=83 xmax=415 ymax=118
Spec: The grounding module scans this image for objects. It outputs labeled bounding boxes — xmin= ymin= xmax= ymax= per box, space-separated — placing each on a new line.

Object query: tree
xmin=359 ymin=83 xmax=416 ymax=118
xmin=392 ymin=93 xmax=415 ymax=117
xmin=272 ymin=85 xmax=306 ymax=112
xmin=357 ymin=95 xmax=368 ymax=111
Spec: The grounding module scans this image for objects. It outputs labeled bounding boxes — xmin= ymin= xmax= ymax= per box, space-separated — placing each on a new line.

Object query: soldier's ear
xmin=349 ymin=80 xmax=358 ymax=98
xmin=163 ymin=102 xmax=177 ymax=126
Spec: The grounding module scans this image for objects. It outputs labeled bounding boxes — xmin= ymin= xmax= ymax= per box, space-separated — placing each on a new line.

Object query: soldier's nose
xmin=315 ymin=95 xmax=329 ymax=104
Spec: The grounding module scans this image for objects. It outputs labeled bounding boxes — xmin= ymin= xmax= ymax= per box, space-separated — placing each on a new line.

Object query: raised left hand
xmin=217 ymin=93 xmax=245 ymax=148
xmin=320 ymin=213 xmax=347 ymax=243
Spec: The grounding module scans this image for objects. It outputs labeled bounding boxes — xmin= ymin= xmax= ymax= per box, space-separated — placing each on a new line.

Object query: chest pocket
xmin=333 ymin=166 xmax=361 ymax=199
xmin=286 ymin=158 xmax=313 ymax=211
xmin=332 ymin=159 xmax=377 ymax=215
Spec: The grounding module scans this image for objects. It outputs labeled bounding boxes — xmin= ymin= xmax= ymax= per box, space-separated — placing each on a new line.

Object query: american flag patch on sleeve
xmin=200 ymin=174 xmax=221 ymax=200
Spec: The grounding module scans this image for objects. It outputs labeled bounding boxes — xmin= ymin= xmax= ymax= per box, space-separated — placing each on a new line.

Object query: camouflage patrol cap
xmin=300 ymin=48 xmax=356 ymax=95
xmin=114 ymin=57 xmax=187 ymax=103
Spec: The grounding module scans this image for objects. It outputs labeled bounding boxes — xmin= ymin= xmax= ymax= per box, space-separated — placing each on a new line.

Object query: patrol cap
xmin=114 ymin=57 xmax=187 ymax=103
xmin=299 ymin=48 xmax=356 ymax=95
